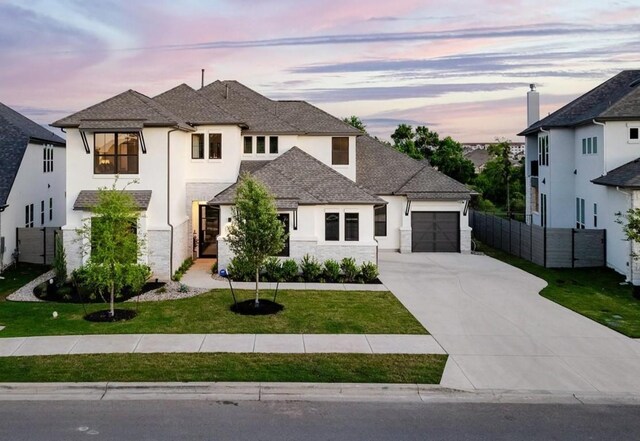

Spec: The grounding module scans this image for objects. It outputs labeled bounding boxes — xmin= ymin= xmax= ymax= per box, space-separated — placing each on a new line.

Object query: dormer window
xmin=94 ymin=133 xmax=139 ymax=174
xmin=332 ymin=137 xmax=349 ymax=165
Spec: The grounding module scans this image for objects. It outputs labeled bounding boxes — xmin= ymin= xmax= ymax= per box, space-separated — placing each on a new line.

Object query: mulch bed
xmin=230 ymin=299 xmax=284 ymax=316
xmin=35 ymin=281 xmax=166 ymax=303
xmin=84 ymin=309 xmax=138 ymax=322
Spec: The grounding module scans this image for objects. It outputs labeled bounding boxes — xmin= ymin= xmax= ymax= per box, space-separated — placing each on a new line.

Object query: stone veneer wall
xmin=147 ymin=229 xmax=171 ymax=280
xmin=172 ymin=219 xmax=192 ymax=272
xmin=62 ymin=229 xmax=83 ymax=273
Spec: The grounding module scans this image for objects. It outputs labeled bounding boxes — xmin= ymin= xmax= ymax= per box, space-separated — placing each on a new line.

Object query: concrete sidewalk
xmin=379 ymin=252 xmax=640 ymax=395
xmin=0 ymin=333 xmax=445 ymax=357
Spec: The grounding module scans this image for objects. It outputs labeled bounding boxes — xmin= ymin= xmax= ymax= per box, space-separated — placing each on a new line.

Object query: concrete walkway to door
xmin=378 ymin=251 xmax=640 ymax=394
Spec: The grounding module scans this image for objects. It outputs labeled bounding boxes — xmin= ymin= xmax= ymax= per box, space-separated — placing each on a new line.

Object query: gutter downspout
xmin=0 ymin=204 xmax=6 ymax=274
xmin=617 ymin=186 xmax=633 ymax=283
xmin=593 ymin=119 xmax=606 ymax=176
xmin=167 ymin=128 xmax=178 ymax=278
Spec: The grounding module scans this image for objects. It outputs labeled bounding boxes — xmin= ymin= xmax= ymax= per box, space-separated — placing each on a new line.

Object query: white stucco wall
xmin=1 ymin=142 xmax=66 ymax=269
xmin=375 ymin=196 xmax=404 ymax=250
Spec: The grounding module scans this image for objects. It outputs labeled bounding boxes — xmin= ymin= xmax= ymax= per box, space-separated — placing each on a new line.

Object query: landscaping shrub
xmin=178 ymin=283 xmax=189 ymax=293
xmin=280 ymin=259 xmax=299 ymax=282
xmin=227 ymin=256 xmax=255 ymax=282
xmin=300 ymin=254 xmax=323 ymax=282
xmin=211 ymin=261 xmax=218 ymax=275
xmin=263 ymin=257 xmax=283 ymax=282
xmin=360 ymin=261 xmax=379 ymax=283
xmin=323 ymin=259 xmax=341 ymax=283
xmin=53 ymin=234 xmax=67 ymax=288
xmin=341 ymin=257 xmax=359 ymax=283
xmin=172 ymin=257 xmax=194 ymax=282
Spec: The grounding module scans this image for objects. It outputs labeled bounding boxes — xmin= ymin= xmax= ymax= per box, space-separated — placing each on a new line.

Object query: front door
xmin=199 ymin=205 xmax=220 ymax=257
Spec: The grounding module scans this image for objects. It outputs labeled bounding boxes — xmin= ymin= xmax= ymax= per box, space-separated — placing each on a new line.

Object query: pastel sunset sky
xmin=1 ymin=0 xmax=638 ymax=142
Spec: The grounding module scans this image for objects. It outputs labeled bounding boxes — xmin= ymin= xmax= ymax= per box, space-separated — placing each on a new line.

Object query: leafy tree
xmin=53 ymin=233 xmax=67 ymax=288
xmin=391 ymin=124 xmax=424 ymax=160
xmin=77 ymin=179 xmax=149 ymax=317
xmin=430 ymin=137 xmax=476 ymax=184
xmin=342 ymin=115 xmax=366 ymax=132
xmin=414 ymin=126 xmax=440 ymax=160
xmin=226 ymin=174 xmax=286 ymax=306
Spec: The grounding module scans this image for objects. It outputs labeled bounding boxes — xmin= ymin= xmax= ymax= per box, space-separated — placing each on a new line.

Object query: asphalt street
xmin=0 ymin=400 xmax=638 ymax=440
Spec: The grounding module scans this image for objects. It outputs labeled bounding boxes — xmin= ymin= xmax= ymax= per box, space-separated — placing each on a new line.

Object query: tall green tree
xmin=342 ymin=115 xmax=366 ymax=132
xmin=77 ymin=179 xmax=149 ymax=317
xmin=429 ymin=137 xmax=476 ymax=184
xmin=226 ymin=174 xmax=286 ymax=306
xmin=414 ymin=126 xmax=440 ymax=160
xmin=391 ymin=124 xmax=423 ymax=160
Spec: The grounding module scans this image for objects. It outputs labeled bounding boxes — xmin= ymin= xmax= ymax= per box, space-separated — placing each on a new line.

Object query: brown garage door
xmin=411 ymin=212 xmax=460 ymax=252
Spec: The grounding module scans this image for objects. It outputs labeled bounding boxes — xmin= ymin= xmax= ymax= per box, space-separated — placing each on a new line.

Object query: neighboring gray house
xmin=0 ymin=102 xmax=66 ymax=269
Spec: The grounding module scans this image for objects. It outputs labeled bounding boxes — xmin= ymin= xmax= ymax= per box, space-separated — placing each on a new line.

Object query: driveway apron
xmin=378 ymin=251 xmax=640 ymax=394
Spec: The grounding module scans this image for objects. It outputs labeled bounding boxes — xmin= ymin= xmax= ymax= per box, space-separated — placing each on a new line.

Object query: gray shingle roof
xmin=210 ymin=147 xmax=383 ymax=206
xmin=153 ymin=84 xmax=241 ymax=125
xmin=356 ymin=135 xmax=471 ymax=200
xmin=592 ymin=158 xmax=640 ymax=188
xmin=73 ymin=190 xmax=152 ymax=210
xmin=0 ymin=102 xmax=66 ymax=205
xmin=274 ymin=101 xmax=363 ymax=135
xmin=52 ymin=90 xmax=193 ymax=131
xmin=519 ymin=70 xmax=640 ymax=136
xmin=239 ymin=160 xmax=270 ymax=175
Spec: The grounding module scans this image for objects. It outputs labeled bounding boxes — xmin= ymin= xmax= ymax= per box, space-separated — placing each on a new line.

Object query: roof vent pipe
xmin=225 ymin=84 xmax=229 ymax=99
xmin=527 ymin=83 xmax=540 ymax=126
xmin=201 ymin=69 xmax=204 ymax=89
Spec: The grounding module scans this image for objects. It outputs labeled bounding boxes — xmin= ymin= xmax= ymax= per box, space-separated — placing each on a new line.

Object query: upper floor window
xmin=581 ymin=137 xmax=597 ymax=155
xmin=191 ymin=134 xmax=204 ymax=159
xmin=40 ymin=200 xmax=45 ymax=226
xmin=209 ymin=133 xmax=222 ymax=159
xmin=332 ymin=137 xmax=349 ymax=165
xmin=94 ymin=133 xmax=139 ymax=174
xmin=374 ymin=205 xmax=387 ymax=237
xmin=43 ymin=146 xmax=53 ymax=173
xmin=538 ymin=135 xmax=549 ymax=166
xmin=593 ymin=202 xmax=598 ymax=228
xmin=243 ymin=136 xmax=252 ymax=154
xmin=256 ymin=136 xmax=266 ymax=154
xmin=25 ymin=204 xmax=34 ymax=228
xmin=540 ymin=193 xmax=547 ymax=227
xmin=325 ymin=212 xmax=339 ymax=241
xmin=345 ymin=212 xmax=359 ymax=241
xmin=630 ymin=127 xmax=639 ymax=143
xmin=49 ymin=198 xmax=53 ymax=221
xmin=270 ymin=136 xmax=279 ymax=154
xmin=576 ymin=197 xmax=585 ymax=229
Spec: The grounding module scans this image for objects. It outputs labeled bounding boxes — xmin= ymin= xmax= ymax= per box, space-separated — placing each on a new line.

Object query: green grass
xmin=0 ymin=353 xmax=447 ymax=383
xmin=479 ymin=243 xmax=640 ymax=338
xmin=0 ymin=263 xmax=49 ymax=300
xmin=0 ymin=289 xmax=427 ymax=337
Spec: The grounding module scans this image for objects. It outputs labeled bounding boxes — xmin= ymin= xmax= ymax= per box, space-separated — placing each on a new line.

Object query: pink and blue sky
xmin=1 ymin=0 xmax=639 ymax=141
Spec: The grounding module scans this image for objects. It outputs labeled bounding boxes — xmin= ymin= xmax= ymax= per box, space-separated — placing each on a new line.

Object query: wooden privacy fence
xmin=469 ymin=211 xmax=606 ymax=268
xmin=16 ymin=227 xmax=60 ymax=265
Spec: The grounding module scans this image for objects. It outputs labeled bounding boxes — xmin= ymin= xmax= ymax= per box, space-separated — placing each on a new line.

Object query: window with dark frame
xmin=593 ymin=202 xmax=598 ymax=228
xmin=209 ymin=133 xmax=222 ymax=159
xmin=43 ymin=146 xmax=53 ymax=173
xmin=374 ymin=205 xmax=387 ymax=237
xmin=25 ymin=204 xmax=34 ymax=228
xmin=345 ymin=213 xmax=359 ymax=241
xmin=49 ymin=198 xmax=53 ymax=221
xmin=276 ymin=213 xmax=290 ymax=257
xmin=191 ymin=134 xmax=205 ymax=159
xmin=40 ymin=200 xmax=45 ymax=226
xmin=630 ymin=127 xmax=639 ymax=141
xmin=244 ymin=136 xmax=253 ymax=154
xmin=331 ymin=137 xmax=349 ymax=165
xmin=94 ymin=133 xmax=139 ymax=174
xmin=256 ymin=136 xmax=266 ymax=154
xmin=269 ymin=136 xmax=279 ymax=154
xmin=325 ymin=212 xmax=339 ymax=241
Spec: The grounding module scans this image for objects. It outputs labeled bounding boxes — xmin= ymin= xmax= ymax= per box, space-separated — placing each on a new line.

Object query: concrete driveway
xmin=379 ymin=251 xmax=640 ymax=394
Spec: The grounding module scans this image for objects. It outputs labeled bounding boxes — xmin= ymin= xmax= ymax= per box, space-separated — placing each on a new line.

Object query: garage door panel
xmin=411 ymin=212 xmax=460 ymax=252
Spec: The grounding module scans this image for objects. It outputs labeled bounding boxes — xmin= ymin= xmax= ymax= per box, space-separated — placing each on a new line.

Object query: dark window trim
xmin=331 ymin=137 xmax=349 ymax=165
xmin=49 ymin=198 xmax=53 ymax=221
xmin=374 ymin=205 xmax=387 ymax=237
xmin=325 ymin=212 xmax=339 ymax=241
xmin=191 ymin=133 xmax=205 ymax=159
xmin=345 ymin=212 xmax=359 ymax=242
xmin=269 ymin=136 xmax=279 ymax=154
xmin=256 ymin=136 xmax=266 ymax=154
xmin=93 ymin=132 xmax=139 ymax=175
xmin=208 ymin=133 xmax=222 ymax=159
xmin=244 ymin=136 xmax=253 ymax=154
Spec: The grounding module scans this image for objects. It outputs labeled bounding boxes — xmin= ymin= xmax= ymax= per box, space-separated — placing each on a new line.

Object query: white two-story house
xmin=520 ymin=70 xmax=640 ymax=282
xmin=53 ymin=81 xmax=471 ymax=279
xmin=0 ymin=102 xmax=66 ymax=270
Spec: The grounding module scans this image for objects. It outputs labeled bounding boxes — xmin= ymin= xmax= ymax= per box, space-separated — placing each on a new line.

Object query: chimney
xmin=527 ymin=83 xmax=539 ymax=126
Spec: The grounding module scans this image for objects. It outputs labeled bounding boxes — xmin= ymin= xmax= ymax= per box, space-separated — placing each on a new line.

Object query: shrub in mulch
xmin=230 ymin=299 xmax=284 ymax=316
xmin=84 ymin=309 xmax=138 ymax=322
xmin=34 ymin=281 xmax=166 ymax=303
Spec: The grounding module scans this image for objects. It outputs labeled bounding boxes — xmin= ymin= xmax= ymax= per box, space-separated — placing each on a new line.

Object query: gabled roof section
xmin=0 ymin=102 xmax=66 ymax=205
xmin=73 ymin=190 xmax=152 ymax=210
xmin=198 ymin=81 xmax=301 ymax=134
xmin=52 ymin=89 xmax=193 ymax=131
xmin=592 ymin=158 xmax=640 ymax=188
xmin=519 ymin=70 xmax=640 ymax=136
xmin=209 ymin=147 xmax=384 ymax=206
xmin=153 ymin=84 xmax=241 ymax=125
xmin=356 ymin=135 xmax=471 ymax=200
xmin=274 ymin=101 xmax=363 ymax=136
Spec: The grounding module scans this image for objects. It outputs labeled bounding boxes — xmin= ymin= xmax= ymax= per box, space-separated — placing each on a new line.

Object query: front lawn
xmin=0 ymin=353 xmax=447 ymax=383
xmin=0 ymin=289 xmax=427 ymax=337
xmin=0 ymin=263 xmax=49 ymax=300
xmin=479 ymin=243 xmax=640 ymax=338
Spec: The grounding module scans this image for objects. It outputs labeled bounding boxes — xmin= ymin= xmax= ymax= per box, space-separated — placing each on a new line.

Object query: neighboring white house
xmin=0 ymin=102 xmax=66 ymax=270
xmin=53 ymin=81 xmax=471 ymax=279
xmin=519 ymin=70 xmax=640 ymax=283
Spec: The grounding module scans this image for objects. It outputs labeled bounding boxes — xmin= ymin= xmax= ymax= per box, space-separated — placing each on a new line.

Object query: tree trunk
xmin=255 ymin=266 xmax=260 ymax=306
xmin=110 ymin=281 xmax=115 ymax=317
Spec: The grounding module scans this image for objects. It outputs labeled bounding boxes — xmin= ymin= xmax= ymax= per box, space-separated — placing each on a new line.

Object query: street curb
xmin=0 ymin=382 xmax=639 ymax=405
